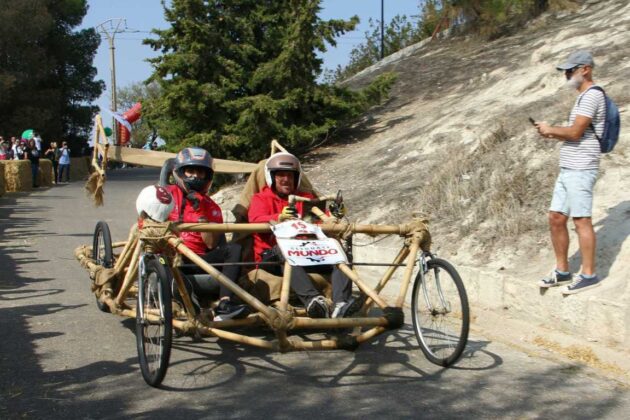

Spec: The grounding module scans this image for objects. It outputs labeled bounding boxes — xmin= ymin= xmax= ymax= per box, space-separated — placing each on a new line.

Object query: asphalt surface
xmin=1 ymin=167 xmax=629 ymax=419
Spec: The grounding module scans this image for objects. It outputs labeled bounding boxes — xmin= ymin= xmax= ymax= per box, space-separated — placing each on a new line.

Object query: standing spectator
xmin=33 ymin=132 xmax=43 ymax=152
xmin=45 ymin=141 xmax=59 ymax=184
xmin=0 ymin=140 xmax=9 ymax=160
xmin=57 ymin=141 xmax=71 ymax=183
xmin=535 ymin=50 xmax=605 ymax=294
xmin=12 ymin=137 xmax=24 ymax=160
xmin=25 ymin=139 xmax=41 ymax=188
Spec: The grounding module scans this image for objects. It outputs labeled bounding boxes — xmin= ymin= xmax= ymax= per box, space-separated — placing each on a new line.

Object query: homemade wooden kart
xmin=75 ymin=116 xmax=470 ymax=388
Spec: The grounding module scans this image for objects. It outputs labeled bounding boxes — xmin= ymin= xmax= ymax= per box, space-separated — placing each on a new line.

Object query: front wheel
xmin=92 ymin=221 xmax=113 ymax=312
xmin=411 ymin=257 xmax=469 ymax=366
xmin=136 ymin=256 xmax=173 ymax=387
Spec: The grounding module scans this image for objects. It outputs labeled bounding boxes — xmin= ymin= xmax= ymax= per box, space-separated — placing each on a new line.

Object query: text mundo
xmin=287 ymin=248 xmax=339 ymax=257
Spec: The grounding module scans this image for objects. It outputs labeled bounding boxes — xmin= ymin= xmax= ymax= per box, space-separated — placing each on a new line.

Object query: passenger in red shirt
xmin=167 ymin=147 xmax=249 ymax=321
xmin=248 ymin=152 xmax=361 ymax=319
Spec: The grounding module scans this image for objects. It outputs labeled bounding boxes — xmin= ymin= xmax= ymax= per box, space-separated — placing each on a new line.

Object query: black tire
xmin=136 ymin=256 xmax=173 ymax=387
xmin=92 ymin=221 xmax=113 ymax=312
xmin=411 ymin=257 xmax=469 ymax=366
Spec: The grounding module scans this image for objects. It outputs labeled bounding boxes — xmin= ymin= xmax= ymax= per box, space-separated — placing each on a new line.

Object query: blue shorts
xmin=549 ymin=168 xmax=598 ymax=218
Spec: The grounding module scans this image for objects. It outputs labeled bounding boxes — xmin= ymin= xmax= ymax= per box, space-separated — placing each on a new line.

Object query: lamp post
xmin=380 ymin=0 xmax=384 ymax=59
xmin=97 ymin=18 xmax=126 ymax=145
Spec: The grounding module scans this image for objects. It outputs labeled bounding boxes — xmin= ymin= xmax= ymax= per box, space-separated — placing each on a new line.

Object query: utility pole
xmin=380 ymin=0 xmax=384 ymax=59
xmin=97 ymin=18 xmax=126 ymax=145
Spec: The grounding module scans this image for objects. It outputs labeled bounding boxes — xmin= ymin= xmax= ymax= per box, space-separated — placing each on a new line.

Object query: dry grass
xmin=414 ymin=124 xmax=556 ymax=248
xmin=533 ymin=336 xmax=624 ymax=375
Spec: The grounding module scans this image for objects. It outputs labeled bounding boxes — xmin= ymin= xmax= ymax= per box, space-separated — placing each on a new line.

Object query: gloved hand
xmin=278 ymin=205 xmax=298 ymax=222
xmin=329 ymin=201 xmax=346 ymax=219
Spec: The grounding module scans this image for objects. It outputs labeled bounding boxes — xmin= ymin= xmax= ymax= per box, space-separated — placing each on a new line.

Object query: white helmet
xmin=264 ymin=152 xmax=302 ymax=189
xmin=136 ymin=185 xmax=174 ymax=222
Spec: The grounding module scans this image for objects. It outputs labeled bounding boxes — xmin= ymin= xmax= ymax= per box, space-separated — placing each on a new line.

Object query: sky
xmin=80 ymin=0 xmax=423 ymax=113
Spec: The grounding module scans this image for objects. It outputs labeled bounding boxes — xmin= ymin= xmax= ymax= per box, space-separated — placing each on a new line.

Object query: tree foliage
xmin=116 ymin=82 xmax=162 ymax=148
xmin=331 ymin=14 xmax=424 ymax=82
xmin=144 ymin=0 xmax=395 ymax=161
xmin=333 ymin=0 xmax=556 ymax=81
xmin=0 ymin=0 xmax=103 ymax=151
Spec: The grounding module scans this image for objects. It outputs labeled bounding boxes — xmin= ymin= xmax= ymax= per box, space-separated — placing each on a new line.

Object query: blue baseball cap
xmin=556 ymin=50 xmax=595 ymax=70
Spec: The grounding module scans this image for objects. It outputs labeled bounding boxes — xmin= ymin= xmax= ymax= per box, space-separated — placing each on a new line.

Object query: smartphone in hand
xmin=528 ymin=117 xmax=536 ymax=126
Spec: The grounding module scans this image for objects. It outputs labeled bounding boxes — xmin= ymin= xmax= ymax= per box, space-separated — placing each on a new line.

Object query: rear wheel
xmin=411 ymin=257 xmax=469 ymax=366
xmin=92 ymin=221 xmax=113 ymax=312
xmin=136 ymin=256 xmax=173 ymax=387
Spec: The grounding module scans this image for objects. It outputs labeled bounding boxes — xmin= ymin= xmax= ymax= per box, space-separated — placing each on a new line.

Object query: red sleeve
xmin=248 ymin=193 xmax=278 ymax=223
xmin=200 ymin=197 xmax=223 ymax=223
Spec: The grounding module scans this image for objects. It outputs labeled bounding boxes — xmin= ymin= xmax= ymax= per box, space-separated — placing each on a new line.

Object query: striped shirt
xmin=559 ymin=86 xmax=605 ymax=170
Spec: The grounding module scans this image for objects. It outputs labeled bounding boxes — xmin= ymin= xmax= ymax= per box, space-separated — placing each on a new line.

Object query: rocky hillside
xmin=214 ymin=0 xmax=629 ymax=348
xmin=303 ymin=0 xmax=629 ymax=262
xmin=299 ymin=0 xmax=630 ymax=346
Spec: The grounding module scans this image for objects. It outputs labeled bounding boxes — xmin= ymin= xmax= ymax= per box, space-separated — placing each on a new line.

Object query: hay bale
xmin=0 ymin=161 xmax=5 ymax=196
xmin=70 ymin=156 xmax=91 ymax=181
xmin=38 ymin=159 xmax=53 ymax=187
xmin=4 ymin=160 xmax=32 ymax=192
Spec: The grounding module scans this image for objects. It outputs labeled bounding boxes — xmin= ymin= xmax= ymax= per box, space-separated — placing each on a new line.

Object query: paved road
xmin=1 ymin=168 xmax=629 ymax=419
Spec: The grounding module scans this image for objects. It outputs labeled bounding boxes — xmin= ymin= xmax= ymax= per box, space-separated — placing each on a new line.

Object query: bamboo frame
xmin=76 ymin=214 xmax=429 ymax=353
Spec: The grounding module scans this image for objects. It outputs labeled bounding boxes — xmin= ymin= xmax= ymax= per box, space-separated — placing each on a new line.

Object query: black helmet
xmin=173 ymin=147 xmax=214 ymax=193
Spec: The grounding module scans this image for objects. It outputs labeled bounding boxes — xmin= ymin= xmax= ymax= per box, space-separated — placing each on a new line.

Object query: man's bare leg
xmin=549 ymin=211 xmax=570 ymax=272
xmin=573 ymin=217 xmax=596 ymax=275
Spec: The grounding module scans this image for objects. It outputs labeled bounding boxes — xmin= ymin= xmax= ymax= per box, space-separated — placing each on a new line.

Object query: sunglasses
xmin=564 ymin=65 xmax=585 ymax=79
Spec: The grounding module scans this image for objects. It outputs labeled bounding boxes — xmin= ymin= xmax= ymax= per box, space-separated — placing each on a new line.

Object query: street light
xmin=381 ymin=0 xmax=384 ymax=59
xmin=97 ymin=18 xmax=126 ymax=145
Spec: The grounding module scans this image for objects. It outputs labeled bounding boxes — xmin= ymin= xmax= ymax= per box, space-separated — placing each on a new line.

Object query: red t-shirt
xmin=166 ymin=185 xmax=223 ymax=254
xmin=247 ymin=186 xmax=315 ymax=262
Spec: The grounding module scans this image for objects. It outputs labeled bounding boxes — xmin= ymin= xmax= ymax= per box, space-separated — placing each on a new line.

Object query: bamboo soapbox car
xmin=75 ymin=117 xmax=470 ymax=387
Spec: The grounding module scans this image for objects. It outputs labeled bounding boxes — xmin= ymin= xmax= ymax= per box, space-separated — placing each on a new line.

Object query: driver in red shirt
xmin=248 ymin=152 xmax=361 ymax=318
xmin=166 ymin=147 xmax=249 ymax=321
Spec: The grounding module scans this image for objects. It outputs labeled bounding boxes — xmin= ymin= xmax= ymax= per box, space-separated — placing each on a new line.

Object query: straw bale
xmin=38 ymin=159 xmax=53 ymax=187
xmin=0 ymin=161 xmax=5 ymax=196
xmin=70 ymin=156 xmax=92 ymax=181
xmin=4 ymin=160 xmax=32 ymax=192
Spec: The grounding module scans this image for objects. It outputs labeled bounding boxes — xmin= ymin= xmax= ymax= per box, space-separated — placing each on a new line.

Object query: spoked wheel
xmin=92 ymin=221 xmax=113 ymax=312
xmin=136 ymin=256 xmax=173 ymax=387
xmin=411 ymin=257 xmax=469 ymax=366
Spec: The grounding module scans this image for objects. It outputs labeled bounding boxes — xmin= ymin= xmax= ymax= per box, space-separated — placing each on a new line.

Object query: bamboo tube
xmin=113 ymin=225 xmax=138 ymax=273
xmin=171 ymin=268 xmax=199 ymax=320
xmin=355 ymin=326 xmax=387 ymax=344
xmin=105 ymin=146 xmax=257 ymax=174
xmin=373 ymin=246 xmax=410 ymax=295
xmin=395 ymin=235 xmax=421 ymax=308
xmin=115 ymin=239 xmax=142 ymax=307
xmin=167 ymin=237 xmax=274 ymax=320
xmin=198 ymin=327 xmax=276 ymax=350
xmin=271 ymin=139 xmax=288 ymax=154
xmin=174 ymin=222 xmax=414 ymax=236
xmin=292 ymin=316 xmax=388 ymax=329
xmin=203 ymin=314 xmax=263 ymax=329
xmin=336 ymin=263 xmax=389 ymax=309
xmin=112 ymin=241 xmax=127 ymax=249
xmin=289 ymin=338 xmax=339 ymax=351
xmin=278 ymin=262 xmax=292 ymax=312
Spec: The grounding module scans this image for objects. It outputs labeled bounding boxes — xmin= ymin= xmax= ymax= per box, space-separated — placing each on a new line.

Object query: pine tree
xmin=0 ymin=0 xmax=103 ymax=151
xmin=144 ymin=0 xmax=394 ymax=161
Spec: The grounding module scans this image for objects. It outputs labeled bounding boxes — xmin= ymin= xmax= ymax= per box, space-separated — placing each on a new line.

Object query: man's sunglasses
xmin=564 ymin=65 xmax=584 ymax=78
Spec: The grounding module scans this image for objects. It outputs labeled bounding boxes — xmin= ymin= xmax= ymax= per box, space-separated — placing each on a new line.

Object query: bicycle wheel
xmin=92 ymin=221 xmax=113 ymax=312
xmin=411 ymin=257 xmax=469 ymax=366
xmin=136 ymin=256 xmax=173 ymax=387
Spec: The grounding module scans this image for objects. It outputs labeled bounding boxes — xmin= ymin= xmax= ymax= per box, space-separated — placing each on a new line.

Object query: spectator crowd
xmin=0 ymin=132 xmax=71 ymax=187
